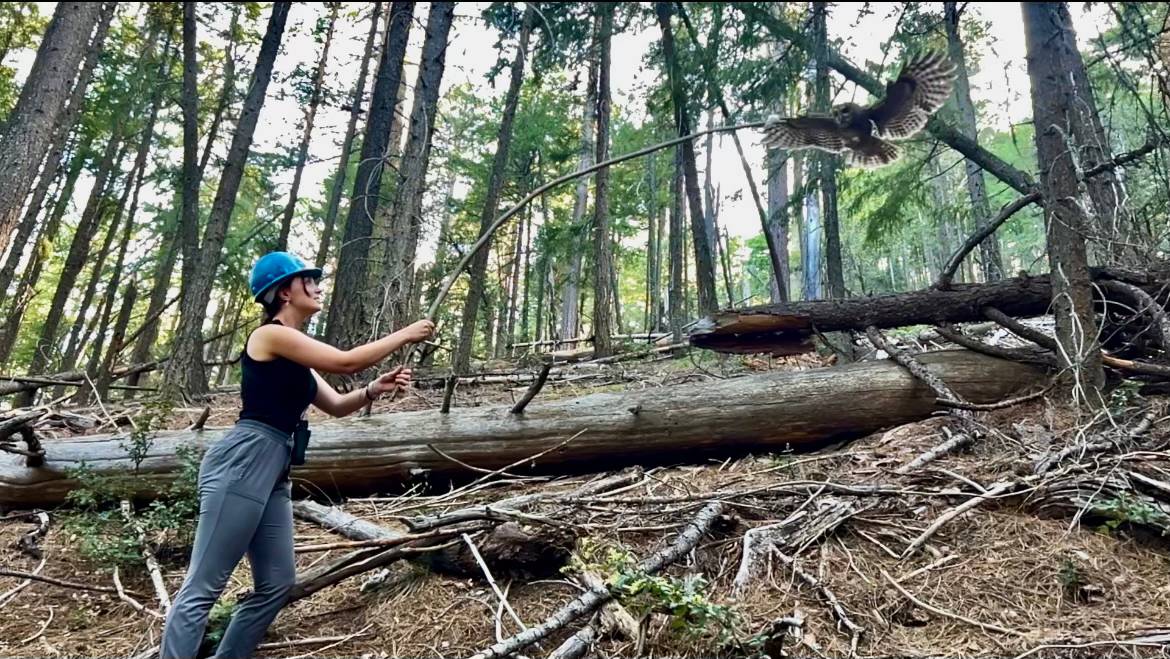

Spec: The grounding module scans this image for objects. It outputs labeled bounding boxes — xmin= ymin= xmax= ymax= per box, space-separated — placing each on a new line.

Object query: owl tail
xmin=847 ymin=139 xmax=900 ymax=169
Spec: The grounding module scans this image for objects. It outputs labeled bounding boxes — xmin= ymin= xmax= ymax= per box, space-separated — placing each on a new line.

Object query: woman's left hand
xmin=369 ymin=366 xmax=412 ymax=398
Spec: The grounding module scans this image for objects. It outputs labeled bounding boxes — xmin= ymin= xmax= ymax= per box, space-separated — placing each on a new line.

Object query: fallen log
xmin=690 ymin=266 xmax=1167 ymax=355
xmin=0 ymin=350 xmax=1042 ymax=506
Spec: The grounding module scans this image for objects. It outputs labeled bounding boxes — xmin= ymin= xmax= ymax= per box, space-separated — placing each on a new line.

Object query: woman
xmin=160 ymin=252 xmax=433 ymax=659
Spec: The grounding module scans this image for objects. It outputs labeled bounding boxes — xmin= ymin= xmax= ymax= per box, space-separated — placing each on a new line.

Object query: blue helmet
xmin=250 ymin=252 xmax=323 ymax=303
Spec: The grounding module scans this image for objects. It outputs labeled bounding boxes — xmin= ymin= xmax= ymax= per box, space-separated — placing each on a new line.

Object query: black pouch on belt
xmin=291 ymin=419 xmax=311 ymax=466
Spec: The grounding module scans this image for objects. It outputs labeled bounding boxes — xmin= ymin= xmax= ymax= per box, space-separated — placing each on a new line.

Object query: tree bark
xmin=376 ymin=1 xmax=454 ymax=334
xmin=452 ymin=5 xmax=534 ymax=373
xmin=559 ymin=20 xmax=599 ymax=343
xmin=590 ymin=4 xmax=615 ymax=359
xmin=95 ymin=284 xmax=137 ymax=400
xmin=1054 ymin=3 xmax=1131 ymax=265
xmin=0 ymin=3 xmax=114 ymax=305
xmin=691 ymin=265 xmax=1162 ymax=355
xmin=767 ymin=144 xmax=790 ymax=303
xmin=324 ymin=1 xmax=413 ymax=353
xmin=812 ymin=3 xmax=845 ymax=301
xmin=276 ymin=2 xmax=338 ymax=251
xmin=0 ymin=350 xmax=1043 ymax=506
xmin=167 ymin=2 xmax=290 ymax=397
xmin=316 ymin=3 xmax=382 ymax=270
xmin=21 ymin=131 xmax=124 ymax=399
xmin=1022 ymin=2 xmax=1106 ymax=405
xmin=667 ymin=145 xmax=686 ymax=343
xmin=0 ymin=135 xmax=88 ymax=368
xmin=655 ymin=2 xmax=717 ymax=316
xmin=944 ymin=1 xmax=1004 ymax=282
xmin=0 ymin=1 xmax=104 ymax=258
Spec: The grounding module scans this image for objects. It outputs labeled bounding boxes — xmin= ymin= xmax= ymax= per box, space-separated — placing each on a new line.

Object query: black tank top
xmin=238 ymin=322 xmax=318 ymax=435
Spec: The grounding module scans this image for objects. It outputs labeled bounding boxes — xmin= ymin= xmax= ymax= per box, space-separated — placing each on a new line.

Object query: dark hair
xmin=258 ymin=276 xmax=316 ymax=324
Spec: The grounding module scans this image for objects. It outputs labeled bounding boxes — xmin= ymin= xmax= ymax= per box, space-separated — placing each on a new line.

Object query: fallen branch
xmin=894 ymin=428 xmax=976 ymax=475
xmin=120 ymin=501 xmax=171 ymax=615
xmin=0 ymin=556 xmax=46 ymax=607
xmin=933 ymin=323 xmax=1053 ymax=366
xmin=865 ymin=327 xmax=969 ymax=408
xmin=935 ymin=386 xmax=1051 ymax=411
xmin=0 ymin=567 xmax=148 ymax=598
xmin=511 ymin=363 xmax=552 ymax=414
xmin=1097 ymin=279 xmax=1170 ymax=350
xmin=467 ymin=501 xmax=727 ymax=659
xmin=880 ymin=569 xmax=1025 ymax=636
xmin=901 ymin=481 xmax=1017 ymax=557
xmin=293 ymin=525 xmax=482 ymax=554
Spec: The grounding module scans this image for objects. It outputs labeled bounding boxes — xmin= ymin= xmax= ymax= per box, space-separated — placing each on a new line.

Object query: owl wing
xmin=761 ymin=115 xmax=851 ymax=154
xmin=866 ymin=51 xmax=956 ymax=140
xmin=846 ymin=136 xmax=901 ymax=169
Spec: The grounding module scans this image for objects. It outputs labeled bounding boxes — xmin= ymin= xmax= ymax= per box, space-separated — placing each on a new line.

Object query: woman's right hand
xmin=398 ymin=319 xmax=435 ymax=344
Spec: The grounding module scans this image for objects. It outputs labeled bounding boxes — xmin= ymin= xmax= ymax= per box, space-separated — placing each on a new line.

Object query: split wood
xmin=466 ymin=501 xmax=726 ymax=659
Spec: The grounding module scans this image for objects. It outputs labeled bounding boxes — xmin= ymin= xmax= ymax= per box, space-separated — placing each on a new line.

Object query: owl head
xmin=830 ymin=103 xmax=865 ymax=126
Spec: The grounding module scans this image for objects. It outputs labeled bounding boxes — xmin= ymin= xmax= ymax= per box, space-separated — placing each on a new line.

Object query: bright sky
xmin=13 ymin=2 xmax=1113 ymax=261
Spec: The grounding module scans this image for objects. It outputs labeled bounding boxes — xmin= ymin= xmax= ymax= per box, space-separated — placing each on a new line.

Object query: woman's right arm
xmin=250 ymin=320 xmax=434 ymax=374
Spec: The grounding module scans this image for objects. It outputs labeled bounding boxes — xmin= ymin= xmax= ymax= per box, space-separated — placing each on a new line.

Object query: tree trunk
xmin=812 ymin=3 xmax=844 ymax=301
xmin=276 ymin=2 xmax=338 ymax=251
xmin=0 ymin=4 xmax=113 ymax=304
xmin=590 ymin=4 xmax=615 ymax=359
xmin=79 ymin=70 xmax=162 ymax=401
xmin=691 ymin=265 xmax=1159 ymax=355
xmin=315 ymin=1 xmax=382 ymax=271
xmin=559 ymin=20 xmax=599 ymax=342
xmin=1022 ymin=2 xmax=1105 ymax=406
xmin=944 ymin=1 xmax=1004 ymax=282
xmin=1055 ymin=3 xmax=1132 ymax=265
xmin=376 ymin=1 xmax=454 ymax=334
xmin=324 ymin=1 xmax=414 ymax=353
xmin=655 ymin=2 xmax=717 ymax=316
xmin=645 ymin=151 xmax=660 ymax=332
xmin=57 ymin=159 xmax=134 ymax=388
xmin=520 ymin=196 xmax=533 ymax=343
xmin=197 ymin=4 xmax=241 ymax=179
xmin=94 ymin=283 xmax=138 ymax=401
xmin=767 ymin=144 xmax=790 ymax=303
xmin=167 ymin=2 xmax=290 ymax=398
xmin=20 ymin=131 xmax=124 ymax=399
xmin=0 ymin=2 xmax=104 ymax=258
xmin=0 ymin=349 xmax=1043 ymax=506
xmin=452 ymin=6 xmax=534 ymax=373
xmin=668 ymin=146 xmax=685 ymax=342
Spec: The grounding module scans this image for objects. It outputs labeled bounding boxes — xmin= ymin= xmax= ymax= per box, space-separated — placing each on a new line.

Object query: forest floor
xmin=2 ymin=339 xmax=1169 ymax=659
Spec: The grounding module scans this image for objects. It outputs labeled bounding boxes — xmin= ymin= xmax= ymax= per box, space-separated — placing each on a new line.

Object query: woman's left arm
xmin=311 ymin=368 xmax=412 ymax=417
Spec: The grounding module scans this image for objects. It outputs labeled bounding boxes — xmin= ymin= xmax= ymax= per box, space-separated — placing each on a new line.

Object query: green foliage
xmin=1096 ymin=492 xmax=1170 ymax=536
xmin=566 ymin=538 xmax=742 ymax=645
xmin=63 ymin=399 xmax=201 ymax=570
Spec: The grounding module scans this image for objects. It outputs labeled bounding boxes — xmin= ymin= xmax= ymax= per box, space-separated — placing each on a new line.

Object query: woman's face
xmin=279 ymin=276 xmax=323 ymax=316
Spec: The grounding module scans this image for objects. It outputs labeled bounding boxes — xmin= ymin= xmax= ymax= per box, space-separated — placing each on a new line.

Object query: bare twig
xmin=463 ymin=533 xmax=533 ymax=642
xmin=880 ymin=569 xmax=1024 ymax=636
xmin=113 ymin=566 xmax=164 ymax=619
xmin=511 ymin=363 xmax=552 ymax=414
xmin=865 ymin=326 xmax=970 ymax=407
xmin=936 ymin=386 xmax=1052 ymax=411
xmin=0 ymin=556 xmax=46 ymax=607
xmin=294 ymin=525 xmax=479 ymax=553
xmin=936 ymin=192 xmax=1042 ymax=290
xmin=773 ymin=550 xmax=863 ymax=655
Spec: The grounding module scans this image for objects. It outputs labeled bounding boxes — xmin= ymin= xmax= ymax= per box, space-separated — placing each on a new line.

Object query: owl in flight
xmin=761 ymin=51 xmax=957 ymax=168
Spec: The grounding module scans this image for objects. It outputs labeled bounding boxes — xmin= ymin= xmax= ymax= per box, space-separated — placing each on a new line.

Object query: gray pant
xmin=161 ymin=420 xmax=295 ymax=659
